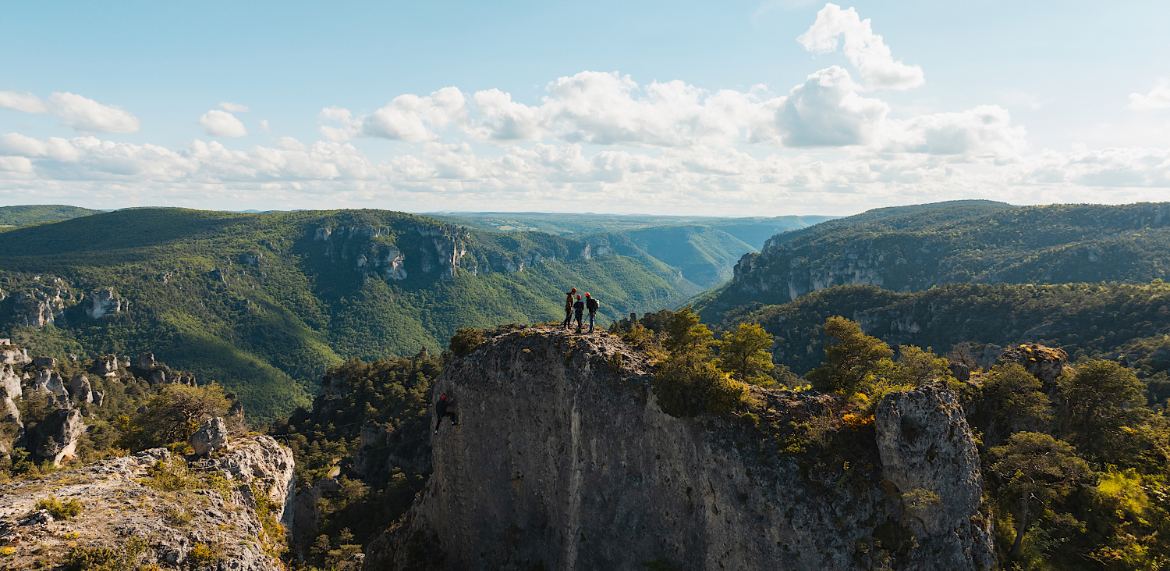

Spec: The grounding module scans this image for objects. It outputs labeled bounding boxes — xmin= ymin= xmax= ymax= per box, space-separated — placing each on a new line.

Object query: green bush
xmin=653 ymin=360 xmax=746 ymax=417
xmin=449 ymin=328 xmax=487 ymax=358
xmin=33 ymin=496 xmax=83 ymax=520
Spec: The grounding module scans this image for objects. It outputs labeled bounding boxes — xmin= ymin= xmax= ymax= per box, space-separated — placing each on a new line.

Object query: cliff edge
xmin=364 ymin=326 xmax=993 ymax=571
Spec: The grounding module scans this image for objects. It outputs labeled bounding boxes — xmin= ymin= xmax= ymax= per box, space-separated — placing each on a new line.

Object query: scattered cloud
xmin=0 ymin=90 xmax=140 ymax=133
xmin=197 ymin=110 xmax=248 ymax=137
xmin=797 ymin=3 xmax=924 ymax=90
xmin=1128 ymin=80 xmax=1170 ymax=110
xmin=220 ymin=102 xmax=250 ymax=113
xmin=259 ymin=119 xmax=271 ymax=133
xmin=880 ymin=105 xmax=1027 ymax=160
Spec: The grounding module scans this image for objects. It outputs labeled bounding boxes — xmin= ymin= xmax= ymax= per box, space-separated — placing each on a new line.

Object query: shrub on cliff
xmin=449 ymin=328 xmax=487 ymax=358
xmin=714 ymin=322 xmax=775 ymax=386
xmin=653 ymin=307 xmax=747 ymax=417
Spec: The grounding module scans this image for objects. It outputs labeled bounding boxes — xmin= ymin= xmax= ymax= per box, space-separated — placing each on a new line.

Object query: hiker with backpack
xmin=573 ymin=294 xmax=585 ymax=333
xmin=434 ymin=393 xmax=457 ymax=433
xmin=562 ymin=288 xmax=577 ymax=329
xmin=585 ymin=293 xmax=600 ymax=333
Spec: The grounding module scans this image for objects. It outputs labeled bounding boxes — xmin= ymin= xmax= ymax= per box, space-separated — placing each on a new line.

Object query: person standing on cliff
xmin=585 ymin=293 xmax=600 ymax=333
xmin=434 ymin=393 xmax=456 ymax=433
xmin=562 ymin=288 xmax=577 ymax=329
xmin=573 ymin=294 xmax=585 ymax=333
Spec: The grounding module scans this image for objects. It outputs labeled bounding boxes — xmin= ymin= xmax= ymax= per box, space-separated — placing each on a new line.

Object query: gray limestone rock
xmin=31 ymin=369 xmax=68 ymax=397
xmin=138 ymin=352 xmax=156 ymax=370
xmin=33 ymin=408 xmax=85 ymax=465
xmin=191 ymin=416 xmax=228 ymax=456
xmin=875 ymin=382 xmax=995 ymax=570
xmin=33 ymin=355 xmax=57 ymax=369
xmin=91 ymin=354 xmax=120 ymax=377
xmin=0 ymin=344 xmax=29 ymax=365
xmin=364 ymin=327 xmax=994 ymax=571
xmin=69 ymin=374 xmax=93 ymax=403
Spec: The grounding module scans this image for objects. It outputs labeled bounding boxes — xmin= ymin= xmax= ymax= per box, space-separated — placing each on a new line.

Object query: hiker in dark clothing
xmin=434 ymin=393 xmax=456 ymax=433
xmin=562 ymin=288 xmax=577 ymax=329
xmin=585 ymin=293 xmax=600 ymax=333
xmin=573 ymin=294 xmax=585 ymax=333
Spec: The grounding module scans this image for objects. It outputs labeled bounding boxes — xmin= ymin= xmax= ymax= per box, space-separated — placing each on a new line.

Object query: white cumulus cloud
xmin=1128 ymin=80 xmax=1170 ymax=110
xmin=0 ymin=90 xmax=140 ymax=133
xmin=797 ymin=3 xmax=925 ymax=90
xmin=777 ymin=66 xmax=888 ymax=147
xmin=198 ymin=110 xmax=248 ymax=138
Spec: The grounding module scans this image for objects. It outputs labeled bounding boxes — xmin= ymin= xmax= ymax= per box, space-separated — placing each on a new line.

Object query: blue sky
xmin=1 ymin=1 xmax=1168 ymax=215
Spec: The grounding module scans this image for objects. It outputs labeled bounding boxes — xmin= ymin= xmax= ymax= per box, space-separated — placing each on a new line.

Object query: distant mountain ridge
xmin=0 ymin=208 xmax=718 ymax=421
xmin=696 ymin=201 xmax=1170 ymax=323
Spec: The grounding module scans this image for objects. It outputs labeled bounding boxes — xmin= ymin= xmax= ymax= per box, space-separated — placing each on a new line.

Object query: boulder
xmin=191 ymin=417 xmax=228 ymax=456
xmin=33 ymin=408 xmax=85 ymax=465
xmin=92 ymin=390 xmax=105 ymax=407
xmin=138 ymin=352 xmax=155 ymax=370
xmin=69 ymin=374 xmax=93 ymax=403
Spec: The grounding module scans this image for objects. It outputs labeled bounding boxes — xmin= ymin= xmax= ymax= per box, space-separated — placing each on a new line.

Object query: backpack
xmin=586 ymin=297 xmax=599 ymax=312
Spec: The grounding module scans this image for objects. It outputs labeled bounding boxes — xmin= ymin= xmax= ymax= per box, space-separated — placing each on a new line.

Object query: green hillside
xmin=723 ymin=282 xmax=1170 ymax=398
xmin=0 ymin=208 xmax=703 ymax=422
xmin=0 ymin=204 xmax=103 ymax=227
xmin=696 ymin=201 xmax=1170 ymax=322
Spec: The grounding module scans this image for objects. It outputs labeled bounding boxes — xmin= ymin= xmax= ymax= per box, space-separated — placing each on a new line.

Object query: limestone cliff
xmin=364 ymin=327 xmax=993 ymax=571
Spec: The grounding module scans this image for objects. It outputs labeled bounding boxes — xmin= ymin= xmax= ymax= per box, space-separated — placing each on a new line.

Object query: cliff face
xmin=364 ymin=327 xmax=993 ymax=571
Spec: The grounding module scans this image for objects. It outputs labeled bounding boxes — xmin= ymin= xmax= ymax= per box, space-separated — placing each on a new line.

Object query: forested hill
xmin=0 ymin=208 xmax=711 ymax=421
xmin=723 ymin=282 xmax=1170 ymax=402
xmin=696 ymin=201 xmax=1170 ymax=322
xmin=0 ymin=204 xmax=102 ymax=227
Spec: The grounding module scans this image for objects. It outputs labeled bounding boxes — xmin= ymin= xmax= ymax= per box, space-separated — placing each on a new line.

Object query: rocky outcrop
xmin=31 ymin=407 xmax=85 ymax=465
xmin=994 ymin=344 xmax=1070 ymax=388
xmin=31 ymin=369 xmax=68 ymax=397
xmin=92 ymin=354 xmax=120 ymax=377
xmin=0 ymin=439 xmax=293 ymax=570
xmin=83 ymin=286 xmax=126 ymax=319
xmin=69 ymin=373 xmax=93 ymax=403
xmin=196 ymin=435 xmax=297 ymax=525
xmin=365 ymin=327 xmax=993 ymax=571
xmin=875 ymin=383 xmax=994 ymax=569
xmin=14 ymin=286 xmax=67 ymax=328
xmin=292 ymin=477 xmax=341 ymax=543
xmin=0 ymin=340 xmax=30 ymax=365
xmin=192 ymin=416 xmax=228 ymax=455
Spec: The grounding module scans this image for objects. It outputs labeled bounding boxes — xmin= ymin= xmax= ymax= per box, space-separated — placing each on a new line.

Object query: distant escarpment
xmin=697 ymin=202 xmax=1170 ymax=323
xmin=364 ymin=327 xmax=993 ymax=571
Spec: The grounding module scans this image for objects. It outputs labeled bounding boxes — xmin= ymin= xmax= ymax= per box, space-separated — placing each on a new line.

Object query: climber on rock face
xmin=573 ymin=294 xmax=585 ymax=333
xmin=562 ymin=288 xmax=577 ymax=330
xmin=435 ymin=393 xmax=456 ymax=434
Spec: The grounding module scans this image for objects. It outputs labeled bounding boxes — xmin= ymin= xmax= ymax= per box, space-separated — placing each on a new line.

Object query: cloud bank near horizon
xmin=1 ymin=3 xmax=1168 ymax=215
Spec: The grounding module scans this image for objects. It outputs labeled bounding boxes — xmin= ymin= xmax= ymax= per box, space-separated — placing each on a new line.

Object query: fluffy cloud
xmin=319 ymin=88 xmax=469 ymax=143
xmin=797 ymin=3 xmax=924 ymax=90
xmin=777 ymin=66 xmax=888 ymax=147
xmin=198 ymin=110 xmax=248 ymax=137
xmin=1129 ymin=80 xmax=1170 ymax=110
xmin=220 ymin=102 xmax=250 ymax=112
xmin=0 ymin=91 xmax=140 ymax=133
